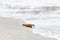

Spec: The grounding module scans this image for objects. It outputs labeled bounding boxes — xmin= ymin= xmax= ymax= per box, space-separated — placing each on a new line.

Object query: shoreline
xmin=0 ymin=17 xmax=57 ymax=40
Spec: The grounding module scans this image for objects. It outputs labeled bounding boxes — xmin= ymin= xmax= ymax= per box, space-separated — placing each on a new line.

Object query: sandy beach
xmin=0 ymin=17 xmax=57 ymax=40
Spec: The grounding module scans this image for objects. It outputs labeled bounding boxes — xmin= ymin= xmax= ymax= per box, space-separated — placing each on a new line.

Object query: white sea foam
xmin=24 ymin=9 xmax=60 ymax=40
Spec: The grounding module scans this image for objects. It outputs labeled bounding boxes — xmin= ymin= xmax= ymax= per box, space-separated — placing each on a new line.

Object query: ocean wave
xmin=0 ymin=4 xmax=60 ymax=40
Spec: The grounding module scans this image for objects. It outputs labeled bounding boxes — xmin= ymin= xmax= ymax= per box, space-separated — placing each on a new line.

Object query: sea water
xmin=0 ymin=1 xmax=60 ymax=40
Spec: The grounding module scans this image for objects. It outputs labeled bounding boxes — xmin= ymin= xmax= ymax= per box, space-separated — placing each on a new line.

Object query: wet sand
xmin=0 ymin=17 xmax=57 ymax=40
